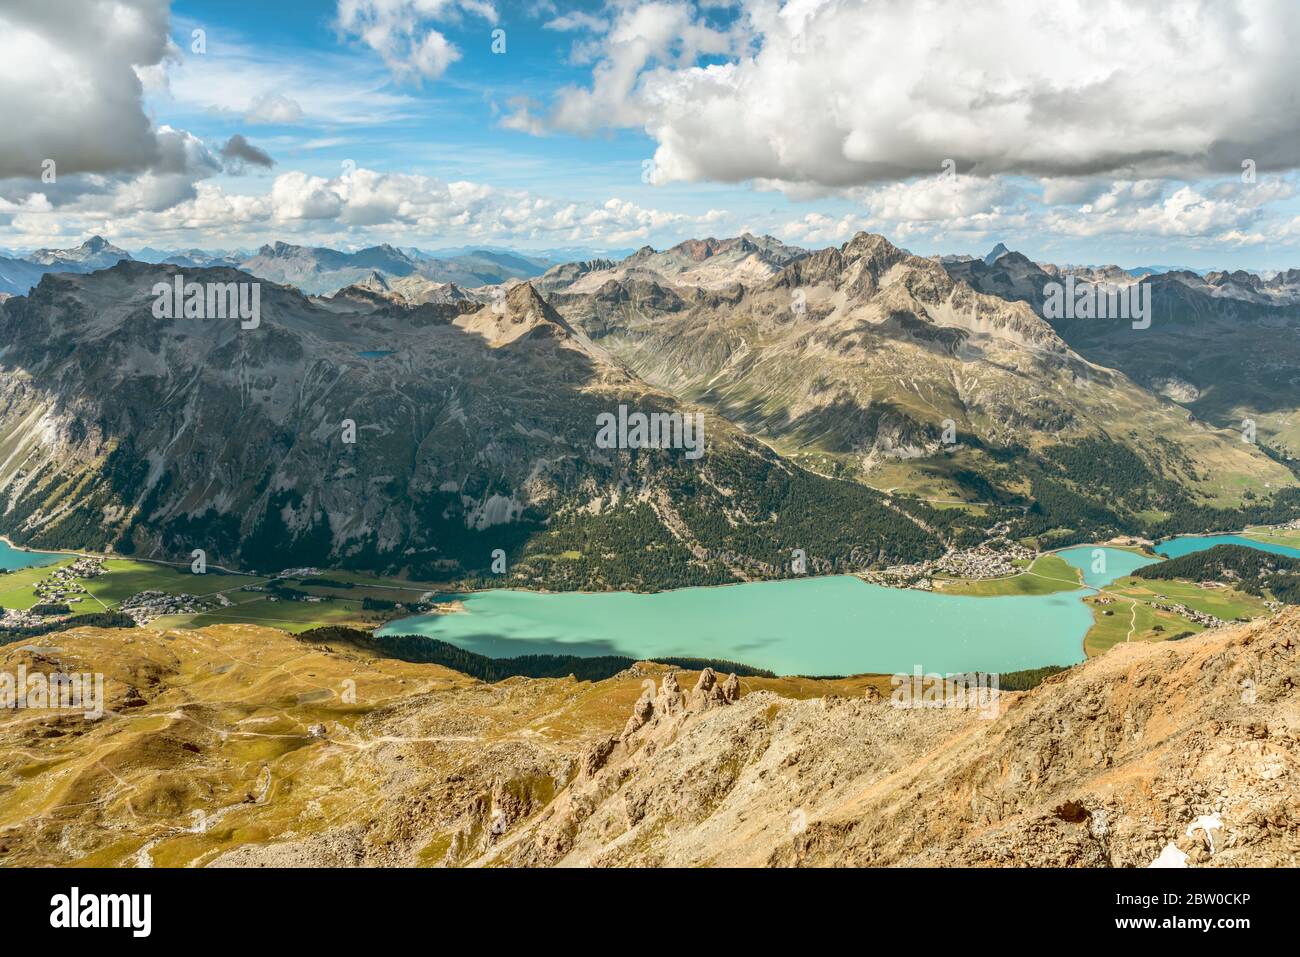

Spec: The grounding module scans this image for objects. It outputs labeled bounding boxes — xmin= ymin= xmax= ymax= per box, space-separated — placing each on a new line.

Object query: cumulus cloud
xmin=781 ymin=211 xmax=872 ymax=245
xmin=859 ymin=176 xmax=1021 ymax=224
xmin=517 ymin=0 xmax=1300 ymax=190
xmin=1044 ymin=182 xmax=1284 ymax=241
xmin=244 ymin=92 xmax=305 ymax=125
xmin=7 ymin=163 xmax=724 ymax=250
xmin=505 ymin=0 xmax=745 ymax=135
xmin=335 ymin=0 xmax=496 ymax=82
xmin=0 ymin=0 xmax=175 ymax=178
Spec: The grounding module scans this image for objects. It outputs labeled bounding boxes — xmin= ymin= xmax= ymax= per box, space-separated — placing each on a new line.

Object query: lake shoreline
xmin=2 ymin=518 xmax=1288 ymax=602
xmin=3 ymin=525 xmax=1288 ymax=676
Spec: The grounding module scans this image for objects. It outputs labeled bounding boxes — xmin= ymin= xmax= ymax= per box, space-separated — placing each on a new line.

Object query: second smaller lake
xmin=1055 ymin=546 xmax=1160 ymax=587
xmin=1157 ymin=534 xmax=1300 ymax=561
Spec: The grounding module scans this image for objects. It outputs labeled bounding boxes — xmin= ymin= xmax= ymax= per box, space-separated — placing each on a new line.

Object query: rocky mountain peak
xmin=984 ymin=242 xmax=1011 ymax=265
xmin=841 ymin=231 xmax=908 ymax=272
xmin=258 ymin=241 xmax=298 ymax=258
xmin=488 ymin=281 xmax=577 ymax=339
xmin=359 ymin=270 xmax=390 ymax=291
xmin=672 ymin=238 xmax=725 ymax=262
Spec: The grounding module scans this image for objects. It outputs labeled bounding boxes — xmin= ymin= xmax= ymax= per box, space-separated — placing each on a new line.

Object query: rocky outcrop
xmin=478 ymin=611 xmax=1300 ymax=868
xmin=622 ymin=668 xmax=739 ymax=740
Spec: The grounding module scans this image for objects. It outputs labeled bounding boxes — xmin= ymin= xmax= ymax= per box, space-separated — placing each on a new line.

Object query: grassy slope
xmin=0 ymin=557 xmax=76 ymax=610
xmin=82 ymin=559 xmax=264 ymax=604
xmin=1082 ymin=575 xmax=1270 ymax=656
xmin=1244 ymin=525 xmax=1300 ymax=548
xmin=0 ymin=622 xmax=893 ymax=867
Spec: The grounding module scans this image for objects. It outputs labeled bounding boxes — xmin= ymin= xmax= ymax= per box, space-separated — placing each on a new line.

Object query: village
xmin=861 ymin=522 xmax=1037 ymax=589
xmin=1147 ymin=598 xmax=1226 ymax=629
xmin=0 ymin=557 xmax=108 ymax=629
xmin=119 ymin=589 xmax=234 ymax=626
xmin=32 ymin=556 xmax=106 ymax=604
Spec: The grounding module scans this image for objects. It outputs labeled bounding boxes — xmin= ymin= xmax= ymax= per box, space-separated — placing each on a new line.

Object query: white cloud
xmin=1046 ymin=183 xmax=1276 ymax=240
xmin=518 ymin=0 xmax=1300 ymax=190
xmin=544 ymin=11 xmax=609 ymax=33
xmin=0 ymin=0 xmax=175 ymax=178
xmin=505 ymin=0 xmax=745 ymax=135
xmin=272 ymin=172 xmax=346 ymax=221
xmin=860 ymin=177 xmax=1020 ymax=224
xmin=781 ymin=212 xmax=870 ymax=245
xmin=245 ymin=93 xmax=305 ymax=125
xmin=5 ymin=163 xmax=723 ymax=250
xmin=334 ymin=0 xmax=496 ymax=82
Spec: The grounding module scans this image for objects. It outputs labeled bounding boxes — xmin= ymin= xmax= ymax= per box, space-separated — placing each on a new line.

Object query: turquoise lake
xmin=354 ymin=533 xmax=1300 ymax=674
xmin=1055 ymin=546 xmax=1160 ymax=587
xmin=0 ymin=539 xmax=62 ymax=572
xmin=380 ymin=574 xmax=1095 ymax=676
xmin=1156 ymin=533 xmax=1300 ymax=560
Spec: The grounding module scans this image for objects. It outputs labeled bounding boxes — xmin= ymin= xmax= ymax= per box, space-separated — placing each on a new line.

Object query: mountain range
xmin=945 ymin=243 xmax=1300 ymax=461
xmin=2 ymin=231 xmax=1300 ymax=582
xmin=0 ymin=257 xmax=936 ymax=585
xmin=538 ymin=232 xmax=1298 ymax=540
xmin=0 ymin=236 xmax=559 ymax=298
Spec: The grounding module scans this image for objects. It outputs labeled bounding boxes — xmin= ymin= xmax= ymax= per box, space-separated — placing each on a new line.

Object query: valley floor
xmin=1 ymin=526 xmax=1290 ymax=666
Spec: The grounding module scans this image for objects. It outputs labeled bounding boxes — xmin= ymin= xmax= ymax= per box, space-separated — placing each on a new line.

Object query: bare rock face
xmin=478 ymin=612 xmax=1300 ymax=869
xmin=580 ymin=736 xmax=617 ymax=778
xmin=721 ymin=673 xmax=741 ymax=704
xmin=621 ymin=688 xmax=656 ymax=740
xmin=623 ymin=669 xmax=738 ymax=741
xmin=486 ymin=666 xmax=751 ymax=866
xmin=655 ymin=671 xmax=685 ymax=717
xmin=688 ymin=667 xmax=731 ymax=711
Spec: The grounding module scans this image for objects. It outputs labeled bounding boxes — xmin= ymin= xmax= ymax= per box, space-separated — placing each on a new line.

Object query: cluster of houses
xmin=861 ymin=562 xmax=935 ymax=589
xmin=1149 ymin=600 xmax=1226 ymax=629
xmin=0 ymin=606 xmax=60 ymax=629
xmin=119 ymin=589 xmax=231 ymax=625
xmin=0 ymin=557 xmax=107 ymax=629
xmin=863 ymin=526 xmax=1038 ymax=589
xmin=934 ymin=541 xmax=1035 ymax=579
xmin=31 ymin=556 xmax=106 ymax=605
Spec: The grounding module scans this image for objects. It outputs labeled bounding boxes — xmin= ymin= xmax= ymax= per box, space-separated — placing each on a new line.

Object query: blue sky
xmin=4 ymin=0 xmax=1300 ymax=269
xmin=148 ymin=0 xmax=802 ymax=253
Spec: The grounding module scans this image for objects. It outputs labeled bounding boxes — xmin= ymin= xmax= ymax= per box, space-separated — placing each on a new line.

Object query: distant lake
xmin=357 ymin=350 xmax=395 ymax=359
xmin=1156 ymin=533 xmax=1300 ymax=560
xmin=380 ymin=575 xmax=1092 ymax=676
xmin=0 ymin=539 xmax=62 ymax=572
